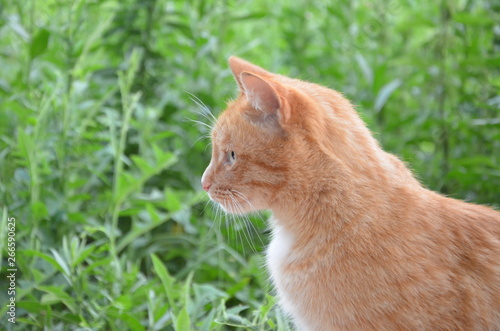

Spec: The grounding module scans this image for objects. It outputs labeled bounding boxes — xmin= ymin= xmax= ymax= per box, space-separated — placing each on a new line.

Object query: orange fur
xmin=201 ymin=56 xmax=500 ymax=330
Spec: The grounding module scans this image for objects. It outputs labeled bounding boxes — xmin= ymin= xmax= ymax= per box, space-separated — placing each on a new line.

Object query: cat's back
xmin=423 ymin=194 xmax=500 ymax=329
xmin=440 ymin=194 xmax=500 ymax=241
xmin=437 ymin=195 xmax=500 ymax=311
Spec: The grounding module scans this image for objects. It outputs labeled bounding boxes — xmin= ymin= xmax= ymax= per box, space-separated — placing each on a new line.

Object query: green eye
xmin=231 ymin=151 xmax=235 ymax=160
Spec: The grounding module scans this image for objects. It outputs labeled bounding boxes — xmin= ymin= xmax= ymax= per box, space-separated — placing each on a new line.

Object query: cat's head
xmin=201 ymin=57 xmax=374 ymax=215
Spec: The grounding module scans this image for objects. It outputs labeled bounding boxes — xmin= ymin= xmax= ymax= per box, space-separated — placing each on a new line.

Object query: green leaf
xmin=471 ymin=118 xmax=500 ymax=126
xmin=38 ymin=286 xmax=77 ymax=313
xmin=175 ymin=307 xmax=190 ymax=331
xmin=165 ymin=188 xmax=181 ymax=212
xmin=0 ymin=207 xmax=7 ymax=267
xmin=355 ymin=53 xmax=373 ymax=85
xmin=30 ymin=28 xmax=50 ymax=59
xmin=462 ymin=56 xmax=500 ymax=68
xmin=374 ymin=79 xmax=402 ymax=113
xmin=17 ymin=301 xmax=48 ymax=314
xmin=113 ymin=294 xmax=133 ymax=310
xmin=72 ymin=245 xmax=96 ymax=267
xmin=151 ymin=254 xmax=176 ymax=311
xmin=182 ymin=271 xmax=194 ymax=307
xmin=107 ymin=310 xmax=145 ymax=331
xmin=454 ymin=12 xmax=495 ymax=26
xmin=165 ymin=21 xmax=192 ymax=38
xmin=32 ymin=201 xmax=48 ymax=222
xmin=193 ymin=284 xmax=228 ymax=303
xmin=228 ymin=12 xmax=268 ymax=22
xmin=146 ymin=204 xmax=162 ymax=223
xmin=50 ymin=249 xmax=71 ymax=276
xmin=118 ymin=313 xmax=145 ymax=331
xmin=199 ymin=308 xmax=217 ymax=331
xmin=131 ymin=155 xmax=153 ymax=174
xmin=22 ymin=250 xmax=66 ymax=275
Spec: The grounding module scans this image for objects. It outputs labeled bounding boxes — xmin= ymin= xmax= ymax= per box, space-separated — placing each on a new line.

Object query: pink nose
xmin=202 ymin=182 xmax=211 ymax=192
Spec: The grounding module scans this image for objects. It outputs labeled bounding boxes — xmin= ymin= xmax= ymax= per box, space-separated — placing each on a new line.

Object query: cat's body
xmin=268 ymin=191 xmax=500 ymax=330
xmin=201 ymin=57 xmax=500 ymax=330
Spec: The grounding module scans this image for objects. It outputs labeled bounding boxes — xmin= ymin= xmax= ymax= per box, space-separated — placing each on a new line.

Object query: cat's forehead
xmin=212 ymin=116 xmax=233 ymax=145
xmin=212 ymin=106 xmax=244 ymax=143
xmin=211 ymin=125 xmax=227 ymax=145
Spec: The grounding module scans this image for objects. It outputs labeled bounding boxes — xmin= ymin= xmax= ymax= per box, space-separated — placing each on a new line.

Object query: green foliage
xmin=0 ymin=0 xmax=498 ymax=329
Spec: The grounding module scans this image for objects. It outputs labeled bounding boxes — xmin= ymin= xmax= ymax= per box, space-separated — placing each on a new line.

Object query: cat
xmin=201 ymin=56 xmax=500 ymax=331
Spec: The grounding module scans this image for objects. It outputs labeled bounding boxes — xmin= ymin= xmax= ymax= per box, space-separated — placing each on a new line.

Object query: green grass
xmin=0 ymin=0 xmax=499 ymax=329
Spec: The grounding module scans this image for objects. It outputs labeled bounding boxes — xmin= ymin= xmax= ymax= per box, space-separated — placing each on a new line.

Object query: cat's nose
xmin=202 ymin=183 xmax=211 ymax=192
xmin=201 ymin=165 xmax=213 ymax=192
xmin=201 ymin=175 xmax=212 ymax=192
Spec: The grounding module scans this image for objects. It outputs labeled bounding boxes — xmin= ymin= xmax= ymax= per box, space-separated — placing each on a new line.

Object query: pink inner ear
xmin=240 ymin=72 xmax=281 ymax=114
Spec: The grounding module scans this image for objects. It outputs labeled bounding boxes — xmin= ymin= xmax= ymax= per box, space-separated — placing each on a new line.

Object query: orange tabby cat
xmin=201 ymin=56 xmax=500 ymax=330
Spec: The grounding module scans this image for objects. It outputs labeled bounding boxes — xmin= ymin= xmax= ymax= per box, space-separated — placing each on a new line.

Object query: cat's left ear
xmin=239 ymin=72 xmax=291 ymax=129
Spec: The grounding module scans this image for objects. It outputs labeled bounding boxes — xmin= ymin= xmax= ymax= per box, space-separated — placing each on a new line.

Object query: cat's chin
xmin=218 ymin=204 xmax=249 ymax=215
xmin=216 ymin=200 xmax=254 ymax=215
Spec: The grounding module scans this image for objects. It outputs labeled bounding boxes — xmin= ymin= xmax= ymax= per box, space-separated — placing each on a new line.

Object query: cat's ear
xmin=239 ymin=72 xmax=291 ymax=129
xmin=228 ymin=56 xmax=271 ymax=91
xmin=228 ymin=56 xmax=290 ymax=130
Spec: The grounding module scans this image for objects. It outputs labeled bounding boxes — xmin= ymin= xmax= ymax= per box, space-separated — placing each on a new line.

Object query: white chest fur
xmin=266 ymin=223 xmax=295 ymax=279
xmin=265 ymin=222 xmax=334 ymax=331
xmin=266 ymin=223 xmax=304 ymax=322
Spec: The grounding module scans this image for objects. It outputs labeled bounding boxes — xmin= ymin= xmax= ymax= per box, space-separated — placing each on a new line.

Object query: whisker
xmin=238 ymin=206 xmax=260 ymax=255
xmin=216 ymin=203 xmax=223 ymax=248
xmin=200 ymin=195 xmax=212 ymax=214
xmin=229 ymin=195 xmax=248 ymax=256
xmin=222 ymin=196 xmax=242 ymax=256
xmin=230 ymin=190 xmax=260 ymax=215
xmin=230 ymin=189 xmax=266 ymax=248
xmin=192 ymin=133 xmax=212 ymax=147
xmin=185 ymin=117 xmax=213 ymax=131
xmin=205 ymin=200 xmax=217 ymax=237
xmin=231 ymin=190 xmax=265 ymax=222
xmin=202 ymin=141 xmax=212 ymax=153
xmin=228 ymin=193 xmax=259 ymax=255
xmin=232 ymin=203 xmax=247 ymax=256
xmin=184 ymin=91 xmax=217 ymax=124
xmin=240 ymin=215 xmax=259 ymax=255
xmin=229 ymin=215 xmax=238 ymax=254
xmin=184 ymin=91 xmax=217 ymax=149
xmin=214 ymin=207 xmax=224 ymax=283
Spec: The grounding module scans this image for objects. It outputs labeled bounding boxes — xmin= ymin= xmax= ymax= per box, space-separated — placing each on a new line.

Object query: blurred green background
xmin=0 ymin=0 xmax=499 ymax=329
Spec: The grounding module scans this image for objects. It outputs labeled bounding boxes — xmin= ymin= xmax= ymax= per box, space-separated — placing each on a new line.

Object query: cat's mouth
xmin=210 ymin=188 xmax=253 ymax=215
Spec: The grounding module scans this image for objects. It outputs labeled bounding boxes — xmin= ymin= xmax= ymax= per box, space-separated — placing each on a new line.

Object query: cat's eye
xmin=226 ymin=151 xmax=236 ymax=165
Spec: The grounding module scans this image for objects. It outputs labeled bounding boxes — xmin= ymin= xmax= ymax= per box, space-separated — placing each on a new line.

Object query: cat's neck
xmin=271 ymin=149 xmax=423 ymax=241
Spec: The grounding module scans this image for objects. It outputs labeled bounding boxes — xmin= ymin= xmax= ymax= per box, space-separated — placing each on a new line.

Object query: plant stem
xmin=438 ymin=0 xmax=450 ymax=193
